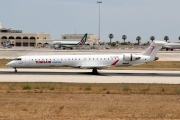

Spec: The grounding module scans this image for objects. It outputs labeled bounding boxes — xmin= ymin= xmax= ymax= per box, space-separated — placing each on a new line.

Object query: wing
xmin=78 ymin=65 xmax=111 ymax=69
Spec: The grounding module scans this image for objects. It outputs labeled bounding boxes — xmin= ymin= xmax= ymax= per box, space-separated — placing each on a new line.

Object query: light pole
xmin=97 ymin=1 xmax=102 ymax=41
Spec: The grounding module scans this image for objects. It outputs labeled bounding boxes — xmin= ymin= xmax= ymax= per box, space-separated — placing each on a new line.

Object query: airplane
xmin=162 ymin=42 xmax=180 ymax=51
xmin=50 ymin=33 xmax=88 ymax=50
xmin=6 ymin=40 xmax=166 ymax=74
xmin=1 ymin=41 xmax=12 ymax=48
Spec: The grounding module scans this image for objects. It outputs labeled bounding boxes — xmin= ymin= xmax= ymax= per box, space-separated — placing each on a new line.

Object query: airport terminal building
xmin=0 ymin=22 xmax=51 ymax=47
xmin=0 ymin=22 xmax=99 ymax=47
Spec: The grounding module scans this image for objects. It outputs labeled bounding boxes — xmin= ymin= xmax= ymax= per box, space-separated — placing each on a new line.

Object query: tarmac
xmin=0 ymin=69 xmax=180 ymax=84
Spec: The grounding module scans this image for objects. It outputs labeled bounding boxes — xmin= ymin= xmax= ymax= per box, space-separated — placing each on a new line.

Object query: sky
xmin=0 ymin=0 xmax=180 ymax=43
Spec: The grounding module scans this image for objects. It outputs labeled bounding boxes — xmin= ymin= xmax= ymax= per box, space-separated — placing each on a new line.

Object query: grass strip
xmin=2 ymin=82 xmax=180 ymax=95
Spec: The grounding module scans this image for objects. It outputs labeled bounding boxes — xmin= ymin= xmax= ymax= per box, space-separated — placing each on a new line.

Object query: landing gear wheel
xmin=14 ymin=68 xmax=17 ymax=73
xmin=92 ymin=69 xmax=98 ymax=75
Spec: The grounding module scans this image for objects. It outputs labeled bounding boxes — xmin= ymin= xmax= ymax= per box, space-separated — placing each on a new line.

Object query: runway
xmin=0 ymin=68 xmax=180 ymax=84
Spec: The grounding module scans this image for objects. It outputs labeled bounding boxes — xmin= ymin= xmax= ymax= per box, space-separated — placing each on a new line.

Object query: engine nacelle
xmin=123 ymin=54 xmax=141 ymax=61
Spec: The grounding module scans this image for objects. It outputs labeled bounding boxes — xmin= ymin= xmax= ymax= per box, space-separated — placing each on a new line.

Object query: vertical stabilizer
xmin=77 ymin=33 xmax=88 ymax=46
xmin=142 ymin=40 xmax=166 ymax=57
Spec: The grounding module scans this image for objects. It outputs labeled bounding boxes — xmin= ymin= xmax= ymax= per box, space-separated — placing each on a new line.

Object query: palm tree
xmin=164 ymin=36 xmax=169 ymax=42
xmin=150 ymin=36 xmax=155 ymax=42
xmin=109 ymin=34 xmax=114 ymax=46
xmin=122 ymin=35 xmax=127 ymax=43
xmin=136 ymin=36 xmax=141 ymax=45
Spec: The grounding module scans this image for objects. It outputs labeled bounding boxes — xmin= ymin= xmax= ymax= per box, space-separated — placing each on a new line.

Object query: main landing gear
xmin=14 ymin=68 xmax=17 ymax=73
xmin=92 ymin=68 xmax=99 ymax=75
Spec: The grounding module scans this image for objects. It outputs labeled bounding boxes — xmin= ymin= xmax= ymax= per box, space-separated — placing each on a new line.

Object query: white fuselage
xmin=6 ymin=54 xmax=153 ymax=69
xmin=51 ymin=41 xmax=79 ymax=48
xmin=162 ymin=43 xmax=180 ymax=49
xmin=6 ymin=40 xmax=166 ymax=73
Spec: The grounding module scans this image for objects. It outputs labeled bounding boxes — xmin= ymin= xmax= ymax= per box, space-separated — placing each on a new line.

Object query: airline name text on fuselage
xmin=35 ymin=61 xmax=61 ymax=64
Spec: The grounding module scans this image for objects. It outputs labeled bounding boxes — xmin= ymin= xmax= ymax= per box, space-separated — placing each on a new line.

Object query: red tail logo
xmin=144 ymin=46 xmax=155 ymax=55
xmin=78 ymin=39 xmax=85 ymax=46
xmin=150 ymin=46 xmax=155 ymax=53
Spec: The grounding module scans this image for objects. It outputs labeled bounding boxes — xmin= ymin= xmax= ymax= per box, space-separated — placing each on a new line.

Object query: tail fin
xmin=142 ymin=40 xmax=166 ymax=57
xmin=77 ymin=33 xmax=88 ymax=46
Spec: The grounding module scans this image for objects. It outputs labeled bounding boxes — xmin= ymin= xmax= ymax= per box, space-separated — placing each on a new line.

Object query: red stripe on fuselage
xmin=111 ymin=60 xmax=119 ymax=66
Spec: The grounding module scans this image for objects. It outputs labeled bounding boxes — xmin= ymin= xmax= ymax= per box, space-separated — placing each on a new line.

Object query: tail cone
xmin=155 ymin=57 xmax=159 ymax=61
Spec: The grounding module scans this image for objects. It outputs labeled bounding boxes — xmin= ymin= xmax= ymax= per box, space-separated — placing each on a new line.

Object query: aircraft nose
xmin=6 ymin=62 xmax=10 ymax=67
xmin=6 ymin=61 xmax=13 ymax=67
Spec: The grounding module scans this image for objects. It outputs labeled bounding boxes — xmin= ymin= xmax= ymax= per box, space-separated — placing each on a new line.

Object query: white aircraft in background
xmin=1 ymin=41 xmax=12 ymax=48
xmin=6 ymin=40 xmax=166 ymax=74
xmin=162 ymin=42 xmax=180 ymax=51
xmin=50 ymin=33 xmax=88 ymax=50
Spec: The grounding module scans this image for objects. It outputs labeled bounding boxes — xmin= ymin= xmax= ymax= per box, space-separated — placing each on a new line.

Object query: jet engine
xmin=123 ymin=54 xmax=141 ymax=61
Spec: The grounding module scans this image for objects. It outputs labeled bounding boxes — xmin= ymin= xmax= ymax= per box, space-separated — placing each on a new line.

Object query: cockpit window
xmin=14 ymin=58 xmax=22 ymax=61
